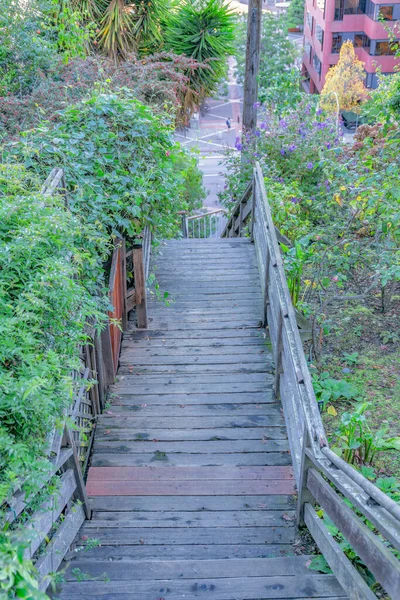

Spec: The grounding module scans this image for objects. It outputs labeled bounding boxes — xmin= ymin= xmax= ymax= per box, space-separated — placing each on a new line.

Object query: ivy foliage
xmin=5 ymin=91 xmax=205 ymax=249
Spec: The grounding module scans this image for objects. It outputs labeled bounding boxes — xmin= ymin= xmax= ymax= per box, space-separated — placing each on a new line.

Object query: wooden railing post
xmin=121 ymin=239 xmax=128 ymax=331
xmin=179 ymin=212 xmax=189 ymax=238
xmin=250 ymin=175 xmax=256 ymax=243
xmin=262 ymin=246 xmax=270 ymax=328
xmin=274 ymin=309 xmax=284 ymax=397
xmin=296 ymin=428 xmax=314 ymax=526
xmin=133 ymin=244 xmax=148 ymax=329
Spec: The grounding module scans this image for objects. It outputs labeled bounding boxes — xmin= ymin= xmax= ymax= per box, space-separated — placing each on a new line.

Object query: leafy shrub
xmin=0 ymin=54 xmax=208 ymax=138
xmin=0 ymin=164 xmax=104 ymax=503
xmin=0 ymin=0 xmax=88 ymax=97
xmin=4 ymin=91 xmax=204 ymax=246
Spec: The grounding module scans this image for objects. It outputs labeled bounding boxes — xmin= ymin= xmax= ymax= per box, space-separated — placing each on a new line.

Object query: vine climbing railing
xmin=2 ymin=168 xmax=151 ymax=592
xmin=222 ymin=162 xmax=400 ymax=600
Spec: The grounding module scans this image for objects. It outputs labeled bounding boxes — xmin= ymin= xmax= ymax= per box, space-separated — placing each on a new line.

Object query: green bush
xmin=0 ymin=164 xmax=105 ymax=504
xmin=5 ymin=91 xmax=205 ymax=246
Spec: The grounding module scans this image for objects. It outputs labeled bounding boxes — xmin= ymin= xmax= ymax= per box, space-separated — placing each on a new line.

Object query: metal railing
xmin=181 ymin=208 xmax=228 ymax=239
xmin=222 ymin=162 xmax=400 ymax=600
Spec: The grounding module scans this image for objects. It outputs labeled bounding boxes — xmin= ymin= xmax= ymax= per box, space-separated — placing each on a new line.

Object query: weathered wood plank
xmin=93 ymin=439 xmax=289 ymax=454
xmin=97 ymin=402 xmax=280 ymax=416
xmin=307 ymin=468 xmax=400 ymax=598
xmin=64 ymin=556 xmax=314 ymax=581
xmin=110 ymin=392 xmax=276 ymax=404
xmin=77 ymin=526 xmax=296 ymax=545
xmin=111 ymin=382 xmax=273 ymax=395
xmin=96 ymin=415 xmax=284 ymax=429
xmin=52 ymin=574 xmax=345 ymax=599
xmin=117 ymin=364 xmax=273 ymax=375
xmin=87 ymin=466 xmax=294 ymax=482
xmin=65 ymin=543 xmax=296 ymax=562
xmin=87 ymin=510 xmax=295 ymax=527
xmin=304 ymin=504 xmax=376 ymax=600
xmin=91 ymin=452 xmax=292 ymax=467
xmin=89 ymin=494 xmax=295 ymax=512
xmin=95 ymin=427 xmax=287 ymax=442
xmin=85 ymin=479 xmax=295 ymax=496
xmin=36 ymin=505 xmax=85 ymax=591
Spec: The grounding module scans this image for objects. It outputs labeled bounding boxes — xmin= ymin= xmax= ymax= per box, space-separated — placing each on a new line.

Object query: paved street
xmin=175 ymin=58 xmax=243 ymax=207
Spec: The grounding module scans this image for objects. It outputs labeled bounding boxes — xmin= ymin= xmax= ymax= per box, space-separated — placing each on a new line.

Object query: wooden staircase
xmin=53 ymin=239 xmax=346 ymax=600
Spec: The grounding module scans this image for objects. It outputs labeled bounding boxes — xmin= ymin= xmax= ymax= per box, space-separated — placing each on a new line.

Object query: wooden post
xmin=296 ymin=428 xmax=315 ymax=526
xmin=133 ymin=244 xmax=148 ymax=329
xmin=179 ymin=212 xmax=189 ymax=238
xmin=64 ymin=428 xmax=91 ymax=520
xmin=121 ymin=239 xmax=128 ymax=331
xmin=100 ymin=325 xmax=115 ymax=384
xmin=274 ymin=309 xmax=284 ymax=397
xmin=262 ymin=246 xmax=270 ymax=327
xmin=250 ymin=177 xmax=256 ymax=243
xmin=242 ymin=0 xmax=262 ymax=133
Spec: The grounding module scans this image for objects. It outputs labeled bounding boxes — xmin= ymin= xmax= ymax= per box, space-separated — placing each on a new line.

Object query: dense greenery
xmin=220 ymin=85 xmax=399 ymax=467
xmin=5 ymin=91 xmax=204 ymax=243
xmin=286 ymin=0 xmax=305 ymax=29
xmin=165 ymin=0 xmax=235 ymax=104
xmin=235 ymin=13 xmax=302 ymax=110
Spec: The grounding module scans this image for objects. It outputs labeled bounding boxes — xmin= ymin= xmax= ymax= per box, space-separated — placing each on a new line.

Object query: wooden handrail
xmin=222 ymin=162 xmax=400 ymax=599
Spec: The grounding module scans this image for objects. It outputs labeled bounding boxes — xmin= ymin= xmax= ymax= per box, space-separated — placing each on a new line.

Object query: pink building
xmin=302 ymin=0 xmax=400 ymax=93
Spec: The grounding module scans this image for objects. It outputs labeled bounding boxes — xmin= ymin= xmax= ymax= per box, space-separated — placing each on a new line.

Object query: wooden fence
xmin=2 ymin=168 xmax=151 ymax=592
xmin=222 ymin=162 xmax=400 ymax=600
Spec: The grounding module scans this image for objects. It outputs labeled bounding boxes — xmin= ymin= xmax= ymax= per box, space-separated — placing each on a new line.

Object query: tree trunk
xmin=242 ymin=0 xmax=262 ymax=133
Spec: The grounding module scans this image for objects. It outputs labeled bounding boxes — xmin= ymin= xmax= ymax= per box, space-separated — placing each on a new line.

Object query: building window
xmin=344 ymin=0 xmax=366 ymax=14
xmin=332 ymin=33 xmax=343 ymax=53
xmin=378 ymin=5 xmax=394 ymax=19
xmin=316 ymin=0 xmax=326 ymax=15
xmin=374 ymin=40 xmax=397 ymax=55
xmin=306 ymin=12 xmax=313 ymax=31
xmin=354 ymin=32 xmax=371 ymax=51
xmin=304 ymin=41 xmax=312 ymax=62
xmin=315 ymin=24 xmax=324 ymax=48
xmin=313 ymin=53 xmax=322 ymax=77
xmin=335 ymin=0 xmax=344 ymax=20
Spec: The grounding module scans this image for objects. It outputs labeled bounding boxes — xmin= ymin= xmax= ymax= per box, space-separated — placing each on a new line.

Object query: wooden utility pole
xmin=242 ymin=0 xmax=262 ymax=132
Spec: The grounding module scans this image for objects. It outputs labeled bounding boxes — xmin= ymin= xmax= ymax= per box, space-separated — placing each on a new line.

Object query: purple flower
xmin=255 ymin=130 xmax=261 ymax=138
xmin=306 ymin=162 xmax=314 ymax=169
xmin=325 ymin=142 xmax=331 ymax=149
xmin=235 ymin=137 xmax=242 ymax=151
xmin=288 ymin=144 xmax=297 ymax=152
xmin=279 ymin=119 xmax=288 ymax=129
xmin=316 ymin=107 xmax=323 ymax=116
xmin=291 ymin=197 xmax=300 ymax=204
xmin=305 ymin=104 xmax=311 ymax=115
xmin=253 ymin=152 xmax=261 ymax=158
xmin=280 ymin=148 xmax=286 ymax=156
xmin=253 ymin=101 xmax=261 ymax=108
xmin=260 ymin=121 xmax=267 ymax=130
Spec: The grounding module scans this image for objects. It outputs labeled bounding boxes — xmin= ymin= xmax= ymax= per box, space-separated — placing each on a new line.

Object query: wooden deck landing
xmin=55 ymin=239 xmax=346 ymax=599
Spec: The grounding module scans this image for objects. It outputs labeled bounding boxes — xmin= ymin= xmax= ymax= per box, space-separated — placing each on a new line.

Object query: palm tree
xmin=73 ymin=0 xmax=166 ymax=61
xmin=164 ymin=0 xmax=236 ymax=103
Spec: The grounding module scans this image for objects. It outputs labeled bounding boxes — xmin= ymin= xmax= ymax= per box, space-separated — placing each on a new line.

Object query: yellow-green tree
xmin=321 ymin=41 xmax=367 ymax=114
